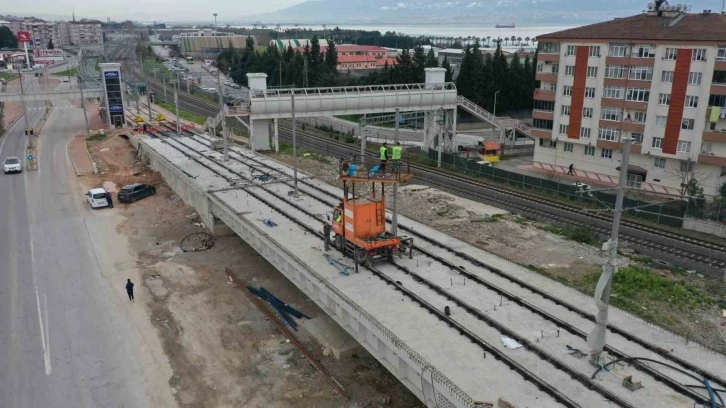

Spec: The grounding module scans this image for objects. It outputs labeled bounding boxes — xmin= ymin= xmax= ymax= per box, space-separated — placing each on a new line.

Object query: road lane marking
xmin=29 ymin=232 xmax=52 ymax=376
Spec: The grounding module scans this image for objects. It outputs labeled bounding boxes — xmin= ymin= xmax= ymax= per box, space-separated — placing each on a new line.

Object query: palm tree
xmin=525 ymin=36 xmax=530 ymax=45
xmin=501 ymin=37 xmax=507 ymax=46
xmin=510 ymin=35 xmax=516 ymax=45
xmin=486 ymin=36 xmax=491 ymax=46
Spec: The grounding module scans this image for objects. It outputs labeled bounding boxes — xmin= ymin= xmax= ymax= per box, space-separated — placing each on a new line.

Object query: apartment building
xmin=8 ymin=19 xmax=102 ymax=48
xmin=11 ymin=21 xmax=58 ymax=48
xmin=67 ymin=21 xmax=103 ymax=46
xmin=532 ymin=9 xmax=726 ymax=196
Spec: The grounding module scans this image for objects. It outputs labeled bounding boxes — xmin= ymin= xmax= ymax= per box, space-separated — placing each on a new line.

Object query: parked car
xmin=3 ymin=157 xmax=21 ymax=173
xmin=118 ymin=183 xmax=156 ymax=203
xmin=572 ymin=182 xmax=591 ymax=191
xmin=86 ymin=188 xmax=109 ymax=208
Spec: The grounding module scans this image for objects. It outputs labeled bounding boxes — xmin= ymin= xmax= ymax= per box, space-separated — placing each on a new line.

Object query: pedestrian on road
xmin=567 ymin=164 xmax=574 ymax=176
xmin=392 ymin=142 xmax=403 ymax=173
xmin=379 ymin=143 xmax=388 ymax=172
xmin=105 ymin=191 xmax=114 ymax=209
xmin=126 ymin=279 xmax=135 ymax=302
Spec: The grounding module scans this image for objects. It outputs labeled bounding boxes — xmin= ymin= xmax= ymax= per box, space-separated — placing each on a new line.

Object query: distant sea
xmin=231 ymin=23 xmax=576 ymax=41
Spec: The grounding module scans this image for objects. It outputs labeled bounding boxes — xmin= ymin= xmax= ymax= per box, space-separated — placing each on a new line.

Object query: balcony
xmin=698 ymin=153 xmax=726 ymax=166
xmin=621 ymin=121 xmax=646 ymax=133
xmin=535 ymin=72 xmax=558 ymax=82
xmin=532 ymin=110 xmax=554 ymax=120
xmin=703 ymin=129 xmax=726 ymax=143
xmin=601 ymin=97 xmax=625 ymax=108
xmin=538 ymin=53 xmax=560 ymax=63
xmin=533 ymin=89 xmax=556 ymax=101
xmin=605 ymin=56 xmax=655 ymax=66
xmin=624 ymin=100 xmax=649 ymax=111
xmin=531 ymin=128 xmax=553 ymax=139
xmin=711 ymin=84 xmax=726 ymax=96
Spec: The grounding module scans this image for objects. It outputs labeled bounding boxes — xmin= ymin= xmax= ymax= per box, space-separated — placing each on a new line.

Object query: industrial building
xmin=531 ymin=7 xmax=726 ymax=196
xmin=181 ymin=34 xmax=255 ymax=59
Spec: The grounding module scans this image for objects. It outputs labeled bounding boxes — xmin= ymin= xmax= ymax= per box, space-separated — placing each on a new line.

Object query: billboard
xmin=104 ymin=70 xmax=120 ymax=79
xmin=33 ymin=49 xmax=64 ymax=57
xmin=17 ymin=31 xmax=31 ymax=43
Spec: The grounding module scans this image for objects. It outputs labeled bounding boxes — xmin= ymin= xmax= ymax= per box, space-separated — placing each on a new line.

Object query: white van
xmin=86 ymin=188 xmax=109 ymax=209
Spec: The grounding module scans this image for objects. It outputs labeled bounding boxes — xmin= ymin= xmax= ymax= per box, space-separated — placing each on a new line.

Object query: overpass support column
xmin=250 ymin=119 xmax=271 ymax=151
xmin=273 ymin=118 xmax=279 ymax=153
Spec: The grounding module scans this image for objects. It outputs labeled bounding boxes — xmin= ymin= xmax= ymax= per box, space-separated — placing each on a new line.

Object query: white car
xmin=86 ymin=188 xmax=110 ymax=208
xmin=3 ymin=157 xmax=21 ymax=173
xmin=572 ymin=182 xmax=591 ymax=191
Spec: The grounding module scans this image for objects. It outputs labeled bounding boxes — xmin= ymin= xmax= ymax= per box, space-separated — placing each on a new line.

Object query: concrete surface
xmin=0 ymin=93 xmax=176 ymax=407
xmin=303 ymin=315 xmax=364 ymax=359
xmin=68 ymin=134 xmax=96 ymax=176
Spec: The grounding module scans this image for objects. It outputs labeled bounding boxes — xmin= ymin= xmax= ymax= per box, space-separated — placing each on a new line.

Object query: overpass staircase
xmin=457 ymin=95 xmax=532 ymax=142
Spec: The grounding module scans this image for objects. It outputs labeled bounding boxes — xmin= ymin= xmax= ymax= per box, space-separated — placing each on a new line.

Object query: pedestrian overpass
xmin=0 ymin=81 xmax=103 ymax=103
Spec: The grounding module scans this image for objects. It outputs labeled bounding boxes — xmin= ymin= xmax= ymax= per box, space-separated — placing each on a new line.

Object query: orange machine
xmin=327 ymin=156 xmax=413 ymax=267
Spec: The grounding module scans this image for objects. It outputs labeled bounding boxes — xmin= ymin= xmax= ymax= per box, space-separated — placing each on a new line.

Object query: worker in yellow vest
xmin=392 ymin=142 xmax=403 ymax=173
xmin=379 ymin=143 xmax=388 ymax=172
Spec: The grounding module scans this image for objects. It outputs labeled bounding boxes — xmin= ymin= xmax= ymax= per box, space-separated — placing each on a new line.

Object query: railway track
xmin=146 ymin=129 xmax=726 ymax=407
xmin=127 ymin=68 xmax=726 ymax=274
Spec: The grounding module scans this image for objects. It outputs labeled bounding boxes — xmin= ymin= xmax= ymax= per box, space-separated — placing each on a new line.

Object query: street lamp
xmin=213 ymin=13 xmax=218 ymax=28
xmin=493 ymin=90 xmax=500 ymax=117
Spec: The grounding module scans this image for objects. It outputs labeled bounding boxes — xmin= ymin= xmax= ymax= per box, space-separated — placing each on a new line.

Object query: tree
xmin=324 ymin=39 xmax=338 ymax=72
xmin=425 ymin=48 xmax=438 ymax=68
xmin=441 ymin=56 xmax=453 ymax=82
xmin=0 ymin=26 xmax=18 ymax=48
xmin=245 ymin=35 xmax=255 ymax=51
xmin=412 ymin=45 xmax=427 ymax=82
xmin=685 ymin=178 xmax=706 ymax=217
xmin=47 ymin=38 xmax=55 ymax=49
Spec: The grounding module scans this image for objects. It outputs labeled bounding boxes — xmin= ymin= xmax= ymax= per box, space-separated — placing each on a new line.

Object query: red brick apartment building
xmin=532 ymin=9 xmax=726 ymax=196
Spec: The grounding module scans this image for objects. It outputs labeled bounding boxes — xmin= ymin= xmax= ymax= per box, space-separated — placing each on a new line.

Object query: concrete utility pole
xmin=587 ymin=137 xmax=633 ymax=364
xmin=392 ymin=108 xmax=400 ymax=235
xmin=217 ymin=70 xmax=228 ymax=160
xmin=291 ymin=93 xmax=299 ymax=197
xmin=77 ymin=74 xmax=91 ymax=139
xmin=174 ymin=91 xmax=180 ymax=135
xmin=17 ymin=66 xmax=30 ymax=138
xmin=493 ymin=90 xmax=500 ymax=117
xmin=359 ymin=114 xmax=366 ymax=166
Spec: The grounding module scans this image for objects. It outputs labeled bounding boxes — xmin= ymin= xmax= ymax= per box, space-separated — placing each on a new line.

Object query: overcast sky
xmin=4 ymin=0 xmax=307 ymax=22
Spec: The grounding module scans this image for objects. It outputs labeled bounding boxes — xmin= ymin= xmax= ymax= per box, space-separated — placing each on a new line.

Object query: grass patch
xmin=538 ymin=225 xmax=600 ymax=246
xmin=0 ymin=72 xmax=18 ymax=81
xmin=51 ymin=67 xmax=78 ymax=77
xmin=156 ymin=101 xmax=206 ymax=125
xmin=335 ymin=114 xmax=360 ymax=122
xmin=86 ymin=132 xmax=107 ymax=142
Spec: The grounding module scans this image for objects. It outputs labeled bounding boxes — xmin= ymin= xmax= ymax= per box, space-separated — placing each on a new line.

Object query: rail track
xmin=127 ymin=68 xmax=726 ymax=275
xmin=144 ymin=128 xmax=726 ymax=407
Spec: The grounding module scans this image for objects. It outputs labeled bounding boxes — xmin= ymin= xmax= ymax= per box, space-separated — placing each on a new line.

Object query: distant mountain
xmin=240 ymin=0 xmax=690 ymax=24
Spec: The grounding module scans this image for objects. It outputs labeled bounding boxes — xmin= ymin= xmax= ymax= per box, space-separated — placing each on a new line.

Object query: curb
xmin=67 ymin=137 xmax=81 ymax=176
xmin=67 ymin=134 xmax=97 ymax=176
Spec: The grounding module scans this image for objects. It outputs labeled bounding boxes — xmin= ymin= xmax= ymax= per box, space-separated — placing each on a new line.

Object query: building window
xmin=655 ymin=116 xmax=667 ymax=127
xmin=685 ymin=95 xmax=699 ymax=108
xmin=608 ymin=43 xmax=629 ymax=57
xmin=598 ymin=127 xmax=620 ymax=141
xmin=539 ymin=139 xmax=557 ymax=148
xmin=688 ymin=72 xmax=702 ymax=85
xmin=631 ymin=132 xmax=644 ymax=143
xmin=680 ymin=161 xmax=695 ymax=173
xmin=585 ymin=87 xmax=596 ymax=98
xmin=561 ymin=105 xmax=570 ymax=115
xmin=601 ymin=107 xmax=623 ymax=122
xmin=538 ymin=42 xmax=560 ymax=53
xmin=652 ymin=137 xmax=664 ymax=148
xmin=632 ymin=44 xmax=656 ymax=58
xmin=626 ymin=88 xmax=650 ymax=102
xmin=587 ymin=66 xmax=598 ymax=78
xmin=565 ymin=65 xmax=575 ymax=76
xmin=717 ymin=47 xmax=726 ymax=61
xmin=563 ymin=85 xmax=573 ymax=96
xmin=654 ymin=157 xmax=666 ymax=168
xmin=629 ymin=66 xmax=653 ymax=81
xmin=677 ymin=140 xmax=692 ymax=152
xmin=583 ymin=107 xmax=593 ymax=118
xmin=632 ymin=111 xmax=647 ymax=123
xmin=589 ymin=46 xmax=601 ymax=57
xmin=552 ymin=63 xmax=560 ymax=74
xmin=658 ymin=93 xmax=671 ymax=106
xmin=692 ymin=48 xmax=708 ymax=61
xmin=584 ymin=146 xmax=596 ymax=156
xmin=559 ymin=124 xmax=569 ymax=134
xmin=601 ymin=148 xmax=613 ymax=159
xmin=547 ymin=82 xmax=557 ymax=92
xmin=701 ymin=142 xmax=713 ymax=154
xmin=564 ymin=142 xmax=574 ymax=152
xmin=534 ymin=100 xmax=555 ymax=111
xmin=603 ymin=86 xmax=625 ymax=99
xmin=533 ymin=119 xmax=554 ymax=130
xmin=664 ymin=48 xmax=679 ymax=60
xmin=580 ymin=127 xmax=591 ymax=138
xmin=566 ymin=45 xmax=577 ymax=56
xmin=681 ymin=118 xmax=695 ymax=130
xmin=661 ymin=70 xmax=674 ymax=82
xmin=605 ymin=65 xmax=627 ymax=79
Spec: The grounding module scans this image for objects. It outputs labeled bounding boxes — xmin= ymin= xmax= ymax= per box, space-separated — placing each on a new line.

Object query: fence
xmin=427 ymin=149 xmax=688 ymax=228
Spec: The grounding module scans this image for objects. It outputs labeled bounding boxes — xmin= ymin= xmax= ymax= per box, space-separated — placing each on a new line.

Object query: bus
xmin=186 ymin=57 xmax=194 ymax=64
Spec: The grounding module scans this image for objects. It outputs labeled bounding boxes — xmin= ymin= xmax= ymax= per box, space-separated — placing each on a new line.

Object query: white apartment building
xmin=11 ymin=21 xmax=58 ymax=48
xmin=9 ymin=19 xmax=102 ymax=48
xmin=532 ymin=9 xmax=726 ymax=196
xmin=67 ymin=22 xmax=103 ymax=45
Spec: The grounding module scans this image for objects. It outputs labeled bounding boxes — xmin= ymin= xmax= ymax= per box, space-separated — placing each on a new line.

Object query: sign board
xmin=103 ymin=70 xmax=120 ymax=79
xmin=108 ymin=105 xmax=124 ymax=113
xmin=17 ymin=31 xmax=31 ymax=43
xmin=33 ymin=49 xmax=64 ymax=57
xmin=27 ymin=154 xmax=34 ymax=160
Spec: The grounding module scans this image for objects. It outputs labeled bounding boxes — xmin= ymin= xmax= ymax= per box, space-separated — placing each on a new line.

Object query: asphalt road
xmin=0 ymin=92 xmax=174 ymax=406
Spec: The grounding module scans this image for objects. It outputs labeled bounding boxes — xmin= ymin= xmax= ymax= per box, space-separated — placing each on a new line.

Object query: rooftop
xmin=336 ymin=44 xmax=387 ymax=52
xmin=539 ymin=11 xmax=726 ymax=42
xmin=338 ymin=55 xmax=378 ymax=63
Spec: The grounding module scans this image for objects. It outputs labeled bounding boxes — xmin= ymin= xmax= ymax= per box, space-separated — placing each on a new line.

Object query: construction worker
xmin=392 ymin=142 xmax=403 ymax=173
xmin=333 ymin=209 xmax=342 ymax=223
xmin=379 ymin=143 xmax=388 ymax=172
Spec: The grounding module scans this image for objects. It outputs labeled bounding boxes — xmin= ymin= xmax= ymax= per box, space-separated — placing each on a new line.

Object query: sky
xmin=4 ymin=0 xmax=307 ymax=23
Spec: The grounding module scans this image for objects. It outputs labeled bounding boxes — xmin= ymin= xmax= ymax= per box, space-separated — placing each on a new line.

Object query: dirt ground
xmin=80 ymin=132 xmax=420 ymax=408
xmin=269 ymin=150 xmax=726 ymax=354
xmin=2 ymin=102 xmax=24 ymax=130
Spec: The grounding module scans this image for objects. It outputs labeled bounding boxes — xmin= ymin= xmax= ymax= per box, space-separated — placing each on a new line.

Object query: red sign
xmin=17 ymin=31 xmax=31 ymax=43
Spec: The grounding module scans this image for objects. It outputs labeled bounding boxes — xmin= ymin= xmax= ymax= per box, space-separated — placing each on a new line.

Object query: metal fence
xmin=427 ymin=149 xmax=688 ymax=228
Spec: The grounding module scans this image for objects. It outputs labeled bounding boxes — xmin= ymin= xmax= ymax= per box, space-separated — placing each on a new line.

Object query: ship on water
xmin=495 ymin=23 xmax=516 ymax=28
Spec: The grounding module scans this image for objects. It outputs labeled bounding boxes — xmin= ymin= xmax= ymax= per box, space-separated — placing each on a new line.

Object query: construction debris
xmin=501 ymin=336 xmax=523 ymax=350
xmin=247 ymin=286 xmax=311 ymax=331
xmin=622 ymin=375 xmax=643 ymax=392
xmin=179 ymin=232 xmax=216 ymax=252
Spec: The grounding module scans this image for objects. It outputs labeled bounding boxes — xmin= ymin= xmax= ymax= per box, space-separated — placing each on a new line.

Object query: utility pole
xmin=78 ymin=73 xmax=91 ymax=138
xmin=279 ymin=60 xmax=282 ymax=87
xmin=291 ymin=93 xmax=298 ymax=197
xmin=359 ymin=114 xmax=366 ymax=167
xmin=163 ymin=76 xmax=167 ymax=101
xmin=174 ymin=91 xmax=180 ymax=135
xmin=392 ymin=108 xmax=400 ymax=235
xmin=147 ymin=90 xmax=152 ymax=121
xmin=587 ymin=137 xmax=633 ymax=364
xmin=217 ymin=70 xmax=228 ymax=160
xmin=17 ymin=66 xmax=30 ymax=138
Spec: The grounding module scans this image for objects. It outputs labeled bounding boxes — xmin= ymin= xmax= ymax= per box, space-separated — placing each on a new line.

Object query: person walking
xmin=392 ymin=142 xmax=403 ymax=173
xmin=379 ymin=143 xmax=388 ymax=172
xmin=567 ymin=163 xmax=574 ymax=176
xmin=125 ymin=279 xmax=135 ymax=302
xmin=106 ymin=191 xmax=114 ymax=209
